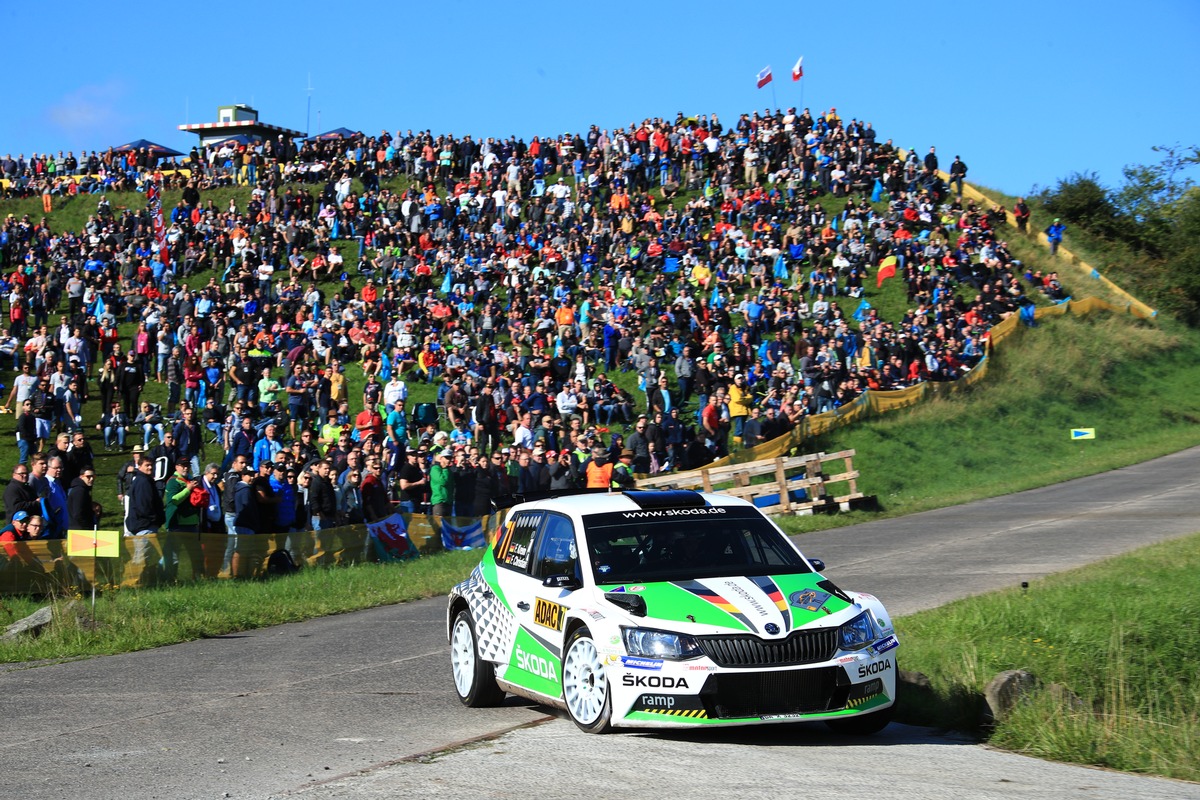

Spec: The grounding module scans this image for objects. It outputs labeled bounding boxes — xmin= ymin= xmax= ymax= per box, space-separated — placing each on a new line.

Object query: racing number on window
xmin=495 ymin=511 xmax=543 ymax=572
xmin=532 ymin=513 xmax=580 ymax=582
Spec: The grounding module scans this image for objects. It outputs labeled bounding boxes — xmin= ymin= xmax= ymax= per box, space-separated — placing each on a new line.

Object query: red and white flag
xmin=756 ymin=66 xmax=773 ymax=88
xmin=792 ymin=56 xmax=804 ymax=81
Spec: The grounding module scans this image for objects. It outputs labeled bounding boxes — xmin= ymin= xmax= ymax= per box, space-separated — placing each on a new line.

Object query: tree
xmin=1037 ymin=171 xmax=1127 ymax=242
xmin=1162 ymin=186 xmax=1200 ymax=325
xmin=1114 ymin=144 xmax=1200 ymax=256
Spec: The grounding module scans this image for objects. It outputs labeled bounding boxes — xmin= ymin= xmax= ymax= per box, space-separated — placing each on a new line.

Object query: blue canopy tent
xmin=308 ymin=127 xmax=362 ymax=141
xmin=109 ymin=139 xmax=184 ymax=158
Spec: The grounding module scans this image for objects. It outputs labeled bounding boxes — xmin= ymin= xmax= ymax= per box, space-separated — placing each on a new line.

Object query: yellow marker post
xmin=68 ymin=529 xmax=121 ymax=612
xmin=1070 ymin=428 xmax=1096 ymax=441
xmin=67 ymin=530 xmax=120 ymax=558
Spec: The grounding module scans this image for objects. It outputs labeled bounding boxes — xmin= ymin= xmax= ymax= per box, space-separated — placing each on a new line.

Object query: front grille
xmin=702 ymin=667 xmax=841 ymax=718
xmin=696 ymin=628 xmax=838 ymax=668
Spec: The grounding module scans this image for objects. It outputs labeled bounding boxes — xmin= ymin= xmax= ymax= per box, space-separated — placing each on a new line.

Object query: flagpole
xmin=771 ymin=83 xmax=777 ymax=114
xmin=91 ymin=522 xmax=98 ymax=614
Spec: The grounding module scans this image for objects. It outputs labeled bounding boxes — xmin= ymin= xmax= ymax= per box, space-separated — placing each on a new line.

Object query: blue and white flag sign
xmin=440 ymin=518 xmax=487 ymax=551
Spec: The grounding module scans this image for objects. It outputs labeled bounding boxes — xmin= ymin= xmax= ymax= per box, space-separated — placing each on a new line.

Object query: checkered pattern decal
xmin=459 ymin=566 xmax=517 ymax=664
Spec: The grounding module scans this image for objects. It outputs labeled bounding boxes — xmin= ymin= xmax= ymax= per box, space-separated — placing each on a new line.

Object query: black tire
xmin=825 ymin=701 xmax=895 ymax=736
xmin=449 ymin=609 xmax=504 ymax=708
xmin=561 ymin=627 xmax=613 ymax=733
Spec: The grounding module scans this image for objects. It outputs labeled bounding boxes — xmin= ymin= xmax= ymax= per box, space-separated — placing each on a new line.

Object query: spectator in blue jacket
xmin=1045 ymin=219 xmax=1066 ymax=256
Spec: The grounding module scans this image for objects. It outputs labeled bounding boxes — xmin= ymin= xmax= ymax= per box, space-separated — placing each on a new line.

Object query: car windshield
xmin=582 ymin=506 xmax=812 ymax=585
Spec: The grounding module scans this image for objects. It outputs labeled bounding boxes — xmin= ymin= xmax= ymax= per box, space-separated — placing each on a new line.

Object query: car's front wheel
xmin=450 ymin=609 xmax=505 ymax=707
xmin=561 ymin=627 xmax=612 ymax=733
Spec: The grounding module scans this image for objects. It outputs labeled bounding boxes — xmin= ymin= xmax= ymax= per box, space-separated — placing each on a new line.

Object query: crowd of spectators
xmin=0 ymin=103 xmax=1044 ymax=544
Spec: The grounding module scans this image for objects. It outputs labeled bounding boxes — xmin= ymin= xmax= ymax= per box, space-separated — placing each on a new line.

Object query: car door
xmin=492 ymin=510 xmax=563 ymax=696
xmin=528 ymin=512 xmax=582 ymax=639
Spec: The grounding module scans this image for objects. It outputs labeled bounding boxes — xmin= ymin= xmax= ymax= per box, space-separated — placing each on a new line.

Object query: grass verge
xmin=0 ymin=550 xmax=479 ymax=664
xmin=895 ymin=532 xmax=1200 ymax=782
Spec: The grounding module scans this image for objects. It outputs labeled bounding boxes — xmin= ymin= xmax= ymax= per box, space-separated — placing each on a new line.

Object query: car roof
xmin=506 ymin=490 xmax=756 ymax=519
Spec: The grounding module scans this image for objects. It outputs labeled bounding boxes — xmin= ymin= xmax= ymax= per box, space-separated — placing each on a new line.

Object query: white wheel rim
xmin=563 ymin=636 xmax=607 ymax=726
xmin=451 ymin=618 xmax=476 ymax=697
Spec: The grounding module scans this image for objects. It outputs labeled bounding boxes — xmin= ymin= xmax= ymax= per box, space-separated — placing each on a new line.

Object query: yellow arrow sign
xmin=67 ymin=530 xmax=121 ymax=558
xmin=1070 ymin=428 xmax=1096 ymax=440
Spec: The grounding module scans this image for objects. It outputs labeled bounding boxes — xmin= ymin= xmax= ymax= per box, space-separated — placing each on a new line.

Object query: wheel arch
xmin=562 ymin=615 xmax=590 ymax=651
xmin=447 ymin=594 xmax=470 ymax=642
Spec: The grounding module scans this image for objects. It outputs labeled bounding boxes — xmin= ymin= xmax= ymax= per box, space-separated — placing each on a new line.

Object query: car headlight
xmin=622 ymin=627 xmax=703 ymax=660
xmin=838 ymin=611 xmax=878 ymax=651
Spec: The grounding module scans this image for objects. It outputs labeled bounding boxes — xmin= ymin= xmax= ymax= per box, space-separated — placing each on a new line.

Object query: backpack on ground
xmin=267 ymin=548 xmax=299 ymax=576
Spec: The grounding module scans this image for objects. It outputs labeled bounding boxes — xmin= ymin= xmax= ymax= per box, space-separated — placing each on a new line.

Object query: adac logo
xmin=534 ymin=598 xmax=565 ymax=631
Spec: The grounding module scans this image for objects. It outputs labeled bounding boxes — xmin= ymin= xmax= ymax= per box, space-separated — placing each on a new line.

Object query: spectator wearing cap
xmin=125 ymin=455 xmax=166 ymax=537
xmin=429 ymin=450 xmax=454 ymax=518
xmin=164 ymin=459 xmax=201 ymax=533
xmin=1045 ymin=218 xmax=1066 ymax=256
xmin=547 ymin=449 xmax=577 ymax=490
xmin=555 ymin=383 xmax=579 ymax=424
xmin=613 ymin=449 xmax=637 ymax=488
xmin=252 ymin=459 xmax=282 ymax=532
xmin=269 ymin=461 xmax=297 ymax=532
xmin=231 ymin=467 xmax=259 ymax=538
xmin=0 ymin=511 xmax=42 ymax=559
xmin=318 ymin=409 xmax=343 ymax=454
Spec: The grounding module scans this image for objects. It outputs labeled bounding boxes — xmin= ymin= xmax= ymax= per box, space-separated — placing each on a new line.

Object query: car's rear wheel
xmin=450 ymin=610 xmax=505 ymax=707
xmin=562 ymin=627 xmax=612 ymax=733
xmin=825 ymin=702 xmax=894 ymax=735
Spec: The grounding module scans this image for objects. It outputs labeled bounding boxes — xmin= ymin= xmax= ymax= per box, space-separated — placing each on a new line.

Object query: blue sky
xmin=4 ymin=0 xmax=1197 ymax=198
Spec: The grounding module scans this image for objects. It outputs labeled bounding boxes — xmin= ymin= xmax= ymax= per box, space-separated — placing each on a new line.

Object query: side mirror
xmin=543 ymin=574 xmax=581 ymax=591
xmin=808 ymin=558 xmax=826 ymax=573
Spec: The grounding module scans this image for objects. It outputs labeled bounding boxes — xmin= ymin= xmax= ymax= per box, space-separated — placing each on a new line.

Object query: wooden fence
xmin=638 ymin=449 xmax=873 ymax=516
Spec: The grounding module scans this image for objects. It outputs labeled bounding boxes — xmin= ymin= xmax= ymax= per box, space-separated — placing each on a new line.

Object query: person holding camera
xmin=547 ymin=449 xmax=578 ymax=489
xmin=164 ymin=458 xmax=201 ymax=533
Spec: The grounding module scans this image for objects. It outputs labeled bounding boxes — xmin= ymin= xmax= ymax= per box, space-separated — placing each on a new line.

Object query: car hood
xmin=595 ymin=573 xmax=855 ymax=635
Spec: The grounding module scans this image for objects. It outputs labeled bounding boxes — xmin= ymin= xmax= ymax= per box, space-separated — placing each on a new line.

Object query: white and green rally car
xmin=447 ymin=489 xmax=898 ymax=734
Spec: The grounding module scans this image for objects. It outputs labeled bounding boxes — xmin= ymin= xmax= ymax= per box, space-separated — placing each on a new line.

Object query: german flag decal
xmin=673 ymin=580 xmax=758 ymax=633
xmin=750 ymin=576 xmax=791 ymax=632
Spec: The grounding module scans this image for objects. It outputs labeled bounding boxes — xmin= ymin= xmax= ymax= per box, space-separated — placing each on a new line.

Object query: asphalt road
xmin=3 ymin=446 xmax=1199 ymax=800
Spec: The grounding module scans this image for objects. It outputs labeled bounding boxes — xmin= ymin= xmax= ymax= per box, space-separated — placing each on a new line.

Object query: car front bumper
xmin=608 ymin=647 xmax=897 ymax=728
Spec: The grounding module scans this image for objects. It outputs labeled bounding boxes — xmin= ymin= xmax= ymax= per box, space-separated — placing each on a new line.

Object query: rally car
xmin=447 ymin=489 xmax=898 ymax=734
